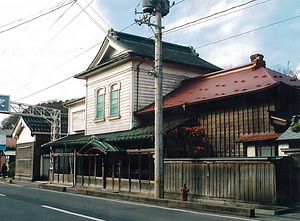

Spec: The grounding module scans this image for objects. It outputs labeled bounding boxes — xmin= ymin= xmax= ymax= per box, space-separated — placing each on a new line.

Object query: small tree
xmin=164 ymin=126 xmax=208 ymax=158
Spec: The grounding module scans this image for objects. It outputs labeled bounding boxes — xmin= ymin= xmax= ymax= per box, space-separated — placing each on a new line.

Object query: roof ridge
xmin=109 ymin=29 xmax=196 ymax=54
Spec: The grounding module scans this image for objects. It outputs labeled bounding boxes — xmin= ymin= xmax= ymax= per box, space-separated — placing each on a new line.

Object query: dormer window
xmin=109 ymin=82 xmax=120 ymax=118
xmin=96 ymin=87 xmax=105 ymax=120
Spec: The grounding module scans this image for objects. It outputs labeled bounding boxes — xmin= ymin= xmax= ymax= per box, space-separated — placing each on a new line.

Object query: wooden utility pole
xmin=154 ymin=0 xmax=164 ymax=199
xmin=135 ymin=0 xmax=169 ymax=198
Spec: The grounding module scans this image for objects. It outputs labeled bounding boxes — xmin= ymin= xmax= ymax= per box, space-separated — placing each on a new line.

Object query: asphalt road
xmin=0 ymin=181 xmax=258 ymax=221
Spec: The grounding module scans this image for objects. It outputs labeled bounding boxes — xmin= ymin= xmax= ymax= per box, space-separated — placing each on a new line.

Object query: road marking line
xmin=41 ymin=205 xmax=105 ymax=221
xmin=0 ymin=194 xmax=6 ymax=197
xmin=37 ymin=188 xmax=254 ymax=221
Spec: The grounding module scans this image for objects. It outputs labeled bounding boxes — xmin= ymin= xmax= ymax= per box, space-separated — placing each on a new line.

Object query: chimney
xmin=250 ymin=54 xmax=266 ymax=70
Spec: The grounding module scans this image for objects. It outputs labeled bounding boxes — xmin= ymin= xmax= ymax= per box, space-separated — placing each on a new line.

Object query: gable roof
xmin=75 ymin=30 xmax=221 ymax=79
xmin=138 ymin=63 xmax=300 ymax=114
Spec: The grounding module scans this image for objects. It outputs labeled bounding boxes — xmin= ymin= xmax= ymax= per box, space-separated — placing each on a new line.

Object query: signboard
xmin=0 ymin=95 xmax=10 ymax=113
xmin=0 ymin=135 xmax=6 ymax=150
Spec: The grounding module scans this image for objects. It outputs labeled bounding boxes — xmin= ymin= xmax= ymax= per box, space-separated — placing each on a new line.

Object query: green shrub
xmin=291 ymin=122 xmax=300 ymax=133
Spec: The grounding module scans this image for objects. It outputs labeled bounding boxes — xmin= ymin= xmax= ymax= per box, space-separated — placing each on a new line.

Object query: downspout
xmin=136 ymin=58 xmax=145 ymax=112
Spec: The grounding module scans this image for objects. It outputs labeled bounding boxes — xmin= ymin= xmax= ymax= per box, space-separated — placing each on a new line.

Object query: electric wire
xmin=195 ymin=14 xmax=300 ymax=49
xmin=16 ymin=76 xmax=74 ymax=102
xmin=48 ymin=0 xmax=77 ymax=30
xmin=0 ymin=0 xmax=76 ymax=34
xmin=11 ymin=0 xmax=293 ymax=102
xmin=52 ymin=41 xmax=103 ymax=71
xmin=36 ymin=0 xmax=94 ymax=54
xmin=163 ymin=0 xmax=263 ymax=35
xmin=83 ymin=0 xmax=112 ymax=29
xmin=0 ymin=0 xmax=73 ymax=29
xmin=76 ymin=1 xmax=107 ymax=34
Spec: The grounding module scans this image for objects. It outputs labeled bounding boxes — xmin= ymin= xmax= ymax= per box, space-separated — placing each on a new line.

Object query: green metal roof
xmin=43 ymin=118 xmax=190 ymax=149
xmin=108 ymin=31 xmax=221 ymax=71
xmin=75 ymin=30 xmax=221 ymax=79
xmin=78 ymin=136 xmax=125 ymax=154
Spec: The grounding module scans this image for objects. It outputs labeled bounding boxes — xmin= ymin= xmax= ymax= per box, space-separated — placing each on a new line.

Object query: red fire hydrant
xmin=181 ymin=183 xmax=189 ymax=201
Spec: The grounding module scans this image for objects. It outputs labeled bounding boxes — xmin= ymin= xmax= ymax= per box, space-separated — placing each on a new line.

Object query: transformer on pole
xmin=135 ymin=0 xmax=170 ymax=199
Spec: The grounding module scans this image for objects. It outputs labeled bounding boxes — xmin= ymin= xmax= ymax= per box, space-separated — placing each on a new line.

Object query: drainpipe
xmin=136 ymin=58 xmax=145 ymax=112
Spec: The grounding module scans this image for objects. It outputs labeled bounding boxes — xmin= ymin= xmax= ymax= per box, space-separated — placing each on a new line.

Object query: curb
xmin=37 ymin=183 xmax=254 ymax=217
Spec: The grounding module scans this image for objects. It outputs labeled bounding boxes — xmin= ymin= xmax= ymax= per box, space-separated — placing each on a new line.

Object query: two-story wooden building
xmin=44 ymin=31 xmax=300 ymax=205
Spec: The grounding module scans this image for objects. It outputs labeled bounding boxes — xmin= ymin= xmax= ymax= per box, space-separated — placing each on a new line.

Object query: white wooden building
xmin=74 ymin=29 xmax=220 ymax=136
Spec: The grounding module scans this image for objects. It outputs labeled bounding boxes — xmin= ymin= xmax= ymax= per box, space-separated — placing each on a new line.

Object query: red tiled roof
xmin=138 ymin=64 xmax=300 ymax=114
xmin=235 ymin=134 xmax=281 ymax=142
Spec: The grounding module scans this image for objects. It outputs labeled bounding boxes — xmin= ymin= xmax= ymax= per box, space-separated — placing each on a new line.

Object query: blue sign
xmin=0 ymin=95 xmax=10 ymax=113
xmin=0 ymin=135 xmax=6 ymax=150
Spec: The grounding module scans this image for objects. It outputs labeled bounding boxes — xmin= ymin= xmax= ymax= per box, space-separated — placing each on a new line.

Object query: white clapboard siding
xmin=85 ymin=62 xmax=133 ymax=135
xmin=85 ymin=58 xmax=210 ymax=135
xmin=132 ymin=60 xmax=206 ymax=111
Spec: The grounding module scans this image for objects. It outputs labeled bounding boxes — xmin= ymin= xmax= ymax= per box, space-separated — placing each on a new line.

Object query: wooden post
xmin=112 ymin=157 xmax=115 ymax=190
xmin=94 ymin=155 xmax=97 ymax=186
xmin=139 ymin=153 xmax=141 ymax=191
xmin=88 ymin=154 xmax=91 ymax=186
xmin=118 ymin=160 xmax=121 ymax=191
xmin=149 ymin=154 xmax=151 ymax=191
xmin=128 ymin=153 xmax=131 ymax=192
xmin=102 ymin=156 xmax=106 ymax=189
xmin=58 ymin=156 xmax=60 ymax=183
xmin=73 ymin=149 xmax=76 ymax=187
xmin=62 ymin=156 xmax=65 ymax=183
xmin=81 ymin=155 xmax=84 ymax=186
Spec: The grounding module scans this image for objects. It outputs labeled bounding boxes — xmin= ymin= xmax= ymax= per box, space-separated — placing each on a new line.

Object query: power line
xmin=76 ymin=1 xmax=107 ymax=34
xmin=52 ymin=41 xmax=103 ymax=70
xmin=12 ymin=41 xmax=103 ymax=99
xmin=16 ymin=75 xmax=74 ymax=102
xmin=195 ymin=14 xmax=300 ymax=49
xmin=83 ymin=0 xmax=112 ymax=29
xmin=0 ymin=0 xmax=76 ymax=34
xmin=36 ymin=0 xmax=95 ymax=54
xmin=48 ymin=0 xmax=77 ymax=30
xmin=163 ymin=0 xmax=267 ymax=35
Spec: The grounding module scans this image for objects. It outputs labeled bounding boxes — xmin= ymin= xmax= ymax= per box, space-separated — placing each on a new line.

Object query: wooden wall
xmin=15 ymin=142 xmax=34 ymax=180
xmin=164 ymin=158 xmax=291 ymax=205
xmin=193 ymin=99 xmax=276 ymax=157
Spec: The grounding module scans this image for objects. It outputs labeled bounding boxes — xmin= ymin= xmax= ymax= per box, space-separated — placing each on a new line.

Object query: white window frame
xmin=95 ymin=87 xmax=106 ymax=122
xmin=108 ymin=82 xmax=121 ymax=120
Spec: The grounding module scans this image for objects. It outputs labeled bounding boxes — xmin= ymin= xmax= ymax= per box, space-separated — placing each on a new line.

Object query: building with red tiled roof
xmin=137 ymin=54 xmax=300 ymax=158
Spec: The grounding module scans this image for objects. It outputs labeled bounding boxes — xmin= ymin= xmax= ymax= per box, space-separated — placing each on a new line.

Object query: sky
xmin=0 ymin=0 xmax=299 ymax=122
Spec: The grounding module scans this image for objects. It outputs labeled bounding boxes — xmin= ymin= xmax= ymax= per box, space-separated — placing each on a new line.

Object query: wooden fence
xmin=164 ymin=158 xmax=291 ymax=205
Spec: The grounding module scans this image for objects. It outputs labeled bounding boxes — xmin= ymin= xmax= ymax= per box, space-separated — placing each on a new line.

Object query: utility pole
xmin=154 ymin=0 xmax=164 ymax=199
xmin=135 ymin=0 xmax=169 ymax=198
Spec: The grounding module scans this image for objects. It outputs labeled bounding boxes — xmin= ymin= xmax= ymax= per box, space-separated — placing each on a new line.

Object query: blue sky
xmin=0 ymin=0 xmax=299 ymax=111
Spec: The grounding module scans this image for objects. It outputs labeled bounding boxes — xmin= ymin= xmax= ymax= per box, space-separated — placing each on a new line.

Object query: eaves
xmin=75 ymin=53 xmax=132 ymax=79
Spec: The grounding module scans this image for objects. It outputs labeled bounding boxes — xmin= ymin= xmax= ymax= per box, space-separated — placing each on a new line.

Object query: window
xmin=256 ymin=143 xmax=276 ymax=157
xmin=96 ymin=87 xmax=105 ymax=119
xmin=109 ymin=83 xmax=120 ymax=117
